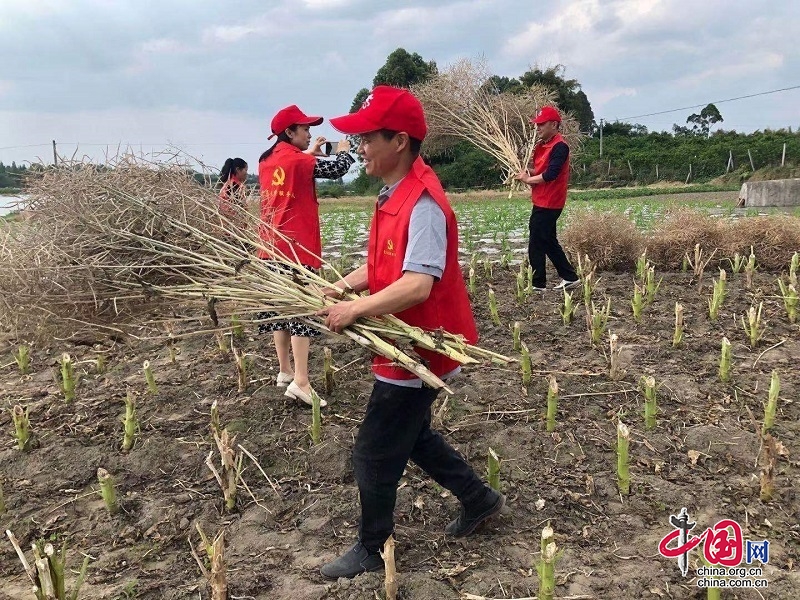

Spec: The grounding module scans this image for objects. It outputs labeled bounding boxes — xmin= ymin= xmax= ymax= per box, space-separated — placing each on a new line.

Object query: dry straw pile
xmin=0 ymin=157 xmax=510 ymax=390
xmin=562 ymin=207 xmax=800 ymax=271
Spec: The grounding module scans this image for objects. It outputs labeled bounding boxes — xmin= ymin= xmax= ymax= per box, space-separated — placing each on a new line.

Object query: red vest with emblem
xmin=258 ymin=142 xmax=321 ymax=268
xmin=367 ymin=157 xmax=478 ymax=380
xmin=530 ymin=133 xmax=569 ymax=209
xmin=218 ymin=175 xmax=245 ymax=229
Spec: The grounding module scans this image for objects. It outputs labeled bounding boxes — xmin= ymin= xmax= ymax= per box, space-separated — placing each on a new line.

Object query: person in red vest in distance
xmin=315 ymin=86 xmax=504 ymax=579
xmin=515 ymin=106 xmax=579 ymax=291
xmin=258 ymin=105 xmax=354 ymax=407
xmin=217 ymin=157 xmax=249 ymax=237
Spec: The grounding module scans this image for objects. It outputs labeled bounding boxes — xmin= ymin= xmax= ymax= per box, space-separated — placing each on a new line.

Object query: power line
xmin=615 ymin=84 xmax=800 ymax=121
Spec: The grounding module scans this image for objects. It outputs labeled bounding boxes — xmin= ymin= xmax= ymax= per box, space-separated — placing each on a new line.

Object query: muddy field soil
xmin=0 ymin=266 xmax=798 ymax=600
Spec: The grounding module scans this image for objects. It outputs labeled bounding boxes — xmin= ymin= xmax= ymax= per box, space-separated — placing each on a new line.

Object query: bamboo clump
xmin=5 ymin=532 xmax=90 ymax=600
xmin=673 ymin=303 xmax=684 ymax=347
xmin=488 ymin=288 xmax=501 ymax=326
xmin=206 ymin=428 xmax=242 ymax=512
xmin=546 ymin=377 xmax=558 ymax=432
xmin=512 ymin=321 xmax=521 ymax=352
xmin=520 ymin=342 xmax=532 ymax=386
xmin=609 ymin=333 xmax=623 ymax=381
xmin=741 ymin=302 xmax=765 ymax=348
xmin=381 ymin=536 xmax=398 ymax=600
xmin=762 ymin=370 xmax=780 ymax=434
xmin=759 ymin=434 xmax=777 ymax=503
xmin=560 ymin=290 xmax=577 ymax=325
xmin=644 ymin=265 xmax=661 ymax=304
xmin=121 ymin=391 xmax=137 ymax=452
xmin=12 ymin=405 xmax=32 ymax=451
xmin=635 ymin=249 xmax=649 ymax=281
xmin=190 ymin=525 xmax=227 ymax=600
xmin=642 ymin=376 xmax=657 ymax=430
xmin=97 ymin=468 xmax=119 ymax=514
xmin=777 ymin=279 xmax=797 ymax=324
xmin=744 ymin=246 xmax=757 ymax=289
xmin=232 ymin=346 xmax=247 ymax=393
xmin=536 ymin=524 xmax=561 ymax=600
xmin=59 ymin=353 xmax=75 ymax=402
xmin=14 ymin=345 xmax=30 ymax=374
xmin=708 ymin=269 xmax=726 ymax=321
xmin=323 ymin=347 xmax=335 ymax=394
xmin=617 ymin=420 xmax=630 ymax=495
xmin=487 ymin=448 xmax=501 ymax=491
xmin=310 ymin=390 xmax=322 ymax=445
xmin=719 ymin=337 xmax=732 ymax=382
xmin=143 ymin=360 xmax=157 ymax=394
xmin=589 ymin=298 xmax=611 ymax=345
xmin=729 ymin=252 xmax=745 ymax=274
xmin=631 ymin=282 xmax=644 ymax=323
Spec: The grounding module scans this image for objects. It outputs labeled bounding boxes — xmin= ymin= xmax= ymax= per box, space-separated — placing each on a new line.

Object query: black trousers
xmin=353 ymin=381 xmax=488 ymax=551
xmin=528 ymin=205 xmax=578 ymax=287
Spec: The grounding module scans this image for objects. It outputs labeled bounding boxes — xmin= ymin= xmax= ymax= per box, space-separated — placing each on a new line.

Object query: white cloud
xmin=592 ymin=86 xmax=637 ymax=109
xmin=201 ymin=25 xmax=267 ymax=45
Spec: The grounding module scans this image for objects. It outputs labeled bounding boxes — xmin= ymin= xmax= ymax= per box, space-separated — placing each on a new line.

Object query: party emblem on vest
xmin=384 ymin=238 xmax=395 ymax=257
xmin=271 ymin=166 xmax=286 ymax=187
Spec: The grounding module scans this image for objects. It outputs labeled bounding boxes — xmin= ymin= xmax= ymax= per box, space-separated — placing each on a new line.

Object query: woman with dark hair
xmin=258 ymin=105 xmax=354 ymax=407
xmin=218 ymin=157 xmax=249 ymax=231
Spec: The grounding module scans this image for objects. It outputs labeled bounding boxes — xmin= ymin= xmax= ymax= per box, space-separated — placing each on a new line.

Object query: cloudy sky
xmin=1 ymin=0 xmax=798 ymax=171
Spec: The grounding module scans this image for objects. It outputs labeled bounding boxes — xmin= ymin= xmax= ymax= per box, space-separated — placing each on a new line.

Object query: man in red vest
xmin=316 ymin=86 xmax=503 ymax=579
xmin=516 ymin=106 xmax=579 ymax=291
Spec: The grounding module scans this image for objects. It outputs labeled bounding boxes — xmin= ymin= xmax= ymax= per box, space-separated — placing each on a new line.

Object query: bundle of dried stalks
xmin=561 ymin=209 xmax=644 ymax=270
xmin=0 ymin=157 xmax=511 ymax=389
xmin=647 ymin=209 xmax=724 ymax=270
xmin=413 ymin=59 xmax=582 ymax=187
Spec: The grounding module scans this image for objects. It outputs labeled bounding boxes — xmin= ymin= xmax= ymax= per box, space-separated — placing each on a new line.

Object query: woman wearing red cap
xmin=257 ymin=105 xmax=354 ymax=407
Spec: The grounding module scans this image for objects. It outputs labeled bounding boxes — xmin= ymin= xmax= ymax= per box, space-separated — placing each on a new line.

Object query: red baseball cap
xmin=531 ymin=106 xmax=562 ymax=124
xmin=269 ymin=105 xmax=323 ymax=139
xmin=330 ymin=85 xmax=428 ymax=141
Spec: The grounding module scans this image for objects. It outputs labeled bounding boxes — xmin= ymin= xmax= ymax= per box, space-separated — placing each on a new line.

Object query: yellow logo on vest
xmin=271 ymin=166 xmax=286 ymax=187
xmin=384 ymin=238 xmax=396 ymax=257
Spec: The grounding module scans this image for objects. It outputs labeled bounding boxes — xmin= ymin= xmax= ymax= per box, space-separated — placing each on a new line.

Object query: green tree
xmin=373 ymin=48 xmax=437 ymax=88
xmin=350 ymin=88 xmax=370 ymax=113
xmin=519 ymin=65 xmax=594 ymax=131
xmin=482 ymin=75 xmax=523 ymax=95
xmin=686 ymin=103 xmax=724 ymax=138
xmin=602 ymin=121 xmax=649 ymax=137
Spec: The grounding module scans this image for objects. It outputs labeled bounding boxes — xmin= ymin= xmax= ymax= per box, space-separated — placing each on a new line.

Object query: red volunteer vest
xmin=530 ymin=133 xmax=569 ymax=209
xmin=218 ymin=175 xmax=244 ymax=223
xmin=258 ymin=142 xmax=322 ymax=268
xmin=367 ymin=157 xmax=478 ymax=380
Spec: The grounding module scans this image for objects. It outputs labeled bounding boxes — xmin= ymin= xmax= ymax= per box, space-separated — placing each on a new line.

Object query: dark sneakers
xmin=320 ymin=542 xmax=384 ymax=580
xmin=445 ymin=489 xmax=505 ymax=537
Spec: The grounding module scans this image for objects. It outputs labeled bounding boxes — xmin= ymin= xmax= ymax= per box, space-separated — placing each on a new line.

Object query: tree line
xmin=0 ymin=162 xmax=29 ymax=190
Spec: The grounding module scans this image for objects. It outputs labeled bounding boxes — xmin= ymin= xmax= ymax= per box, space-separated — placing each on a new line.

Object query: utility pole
xmin=599 ymin=119 xmax=604 ymax=158
xmin=52 ymin=140 xmax=57 ymax=166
